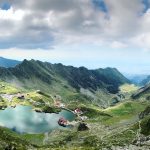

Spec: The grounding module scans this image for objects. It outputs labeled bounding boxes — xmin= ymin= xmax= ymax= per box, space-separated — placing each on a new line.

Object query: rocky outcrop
xmin=77 ymin=122 xmax=89 ymax=131
xmin=139 ymin=106 xmax=150 ymax=119
xmin=132 ymin=84 xmax=150 ymax=99
xmin=132 ymin=134 xmax=150 ymax=146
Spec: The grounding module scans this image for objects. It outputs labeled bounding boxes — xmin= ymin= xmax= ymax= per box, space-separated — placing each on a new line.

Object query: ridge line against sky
xmin=0 ymin=0 xmax=150 ymax=74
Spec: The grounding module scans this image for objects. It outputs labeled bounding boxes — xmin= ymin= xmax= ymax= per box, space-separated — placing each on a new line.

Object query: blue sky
xmin=0 ymin=0 xmax=150 ymax=75
xmin=1 ymin=2 xmax=10 ymax=10
xmin=92 ymin=0 xmax=108 ymax=12
xmin=142 ymin=0 xmax=150 ymax=12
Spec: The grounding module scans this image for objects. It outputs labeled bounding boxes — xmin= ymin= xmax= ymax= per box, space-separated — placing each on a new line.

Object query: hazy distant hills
xmin=128 ymin=75 xmax=150 ymax=86
xmin=140 ymin=75 xmax=150 ymax=85
xmin=126 ymin=74 xmax=148 ymax=86
xmin=0 ymin=57 xmax=21 ymax=68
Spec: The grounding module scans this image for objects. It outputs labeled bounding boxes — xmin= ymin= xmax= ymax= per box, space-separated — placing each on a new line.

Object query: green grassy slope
xmin=0 ymin=62 xmax=149 ymax=149
xmin=0 ymin=98 xmax=149 ymax=149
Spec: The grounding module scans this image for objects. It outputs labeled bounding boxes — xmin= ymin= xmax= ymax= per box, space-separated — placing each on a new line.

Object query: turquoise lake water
xmin=0 ymin=105 xmax=75 ymax=134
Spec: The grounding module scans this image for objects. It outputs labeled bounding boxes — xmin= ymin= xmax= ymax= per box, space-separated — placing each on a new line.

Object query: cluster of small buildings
xmin=74 ymin=108 xmax=88 ymax=121
xmin=53 ymin=95 xmax=66 ymax=108
xmin=57 ymin=107 xmax=88 ymax=127
xmin=74 ymin=108 xmax=83 ymax=115
xmin=58 ymin=117 xmax=68 ymax=127
xmin=52 ymin=95 xmax=88 ymax=127
xmin=54 ymin=100 xmax=65 ymax=108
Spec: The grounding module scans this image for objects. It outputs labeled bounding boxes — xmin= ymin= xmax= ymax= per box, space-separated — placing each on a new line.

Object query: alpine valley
xmin=0 ymin=57 xmax=150 ymax=150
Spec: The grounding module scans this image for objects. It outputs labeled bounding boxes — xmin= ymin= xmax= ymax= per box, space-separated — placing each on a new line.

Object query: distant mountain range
xmin=140 ymin=75 xmax=150 ymax=85
xmin=0 ymin=58 xmax=130 ymax=105
xmin=0 ymin=57 xmax=21 ymax=68
xmin=126 ymin=74 xmax=148 ymax=86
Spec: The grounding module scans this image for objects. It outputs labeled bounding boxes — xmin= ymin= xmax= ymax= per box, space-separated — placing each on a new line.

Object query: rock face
xmin=77 ymin=122 xmax=89 ymax=131
xmin=132 ymin=135 xmax=150 ymax=147
xmin=108 ymin=135 xmax=150 ymax=150
xmin=132 ymin=84 xmax=150 ymax=99
xmin=110 ymin=144 xmax=150 ymax=150
xmin=139 ymin=106 xmax=150 ymax=119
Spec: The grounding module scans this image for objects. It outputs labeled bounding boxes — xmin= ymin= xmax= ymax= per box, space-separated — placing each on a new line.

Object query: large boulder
xmin=77 ymin=122 xmax=89 ymax=131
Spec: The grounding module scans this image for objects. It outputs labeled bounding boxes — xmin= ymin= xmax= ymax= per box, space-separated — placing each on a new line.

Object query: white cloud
xmin=0 ymin=0 xmax=149 ymax=49
xmin=0 ymin=0 xmax=150 ymax=74
xmin=0 ymin=7 xmax=24 ymax=20
xmin=111 ymin=41 xmax=127 ymax=49
xmin=132 ymin=33 xmax=150 ymax=49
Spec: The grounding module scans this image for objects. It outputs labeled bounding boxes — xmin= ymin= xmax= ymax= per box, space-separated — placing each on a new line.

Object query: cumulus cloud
xmin=0 ymin=0 xmax=149 ymax=50
xmin=111 ymin=41 xmax=127 ymax=49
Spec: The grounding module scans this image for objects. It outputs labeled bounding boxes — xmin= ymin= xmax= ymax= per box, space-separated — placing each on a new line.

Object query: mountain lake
xmin=0 ymin=105 xmax=75 ymax=134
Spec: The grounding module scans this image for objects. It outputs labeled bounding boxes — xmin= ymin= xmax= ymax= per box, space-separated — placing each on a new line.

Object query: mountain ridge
xmin=13 ymin=59 xmax=129 ymax=92
xmin=0 ymin=57 xmax=21 ymax=68
xmin=0 ymin=59 xmax=130 ymax=105
xmin=140 ymin=75 xmax=150 ymax=85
